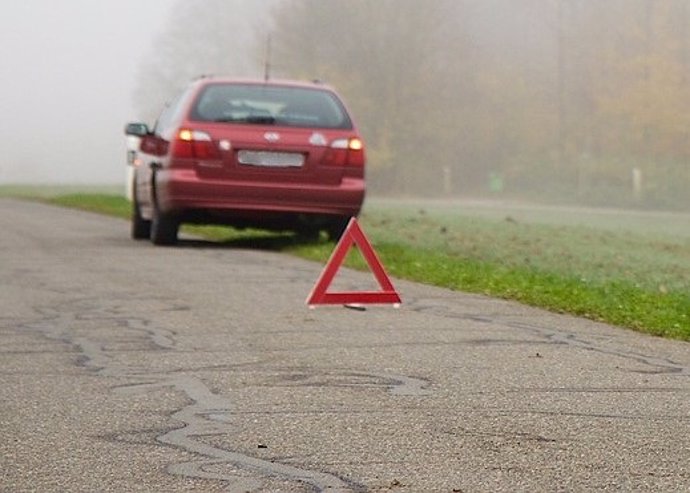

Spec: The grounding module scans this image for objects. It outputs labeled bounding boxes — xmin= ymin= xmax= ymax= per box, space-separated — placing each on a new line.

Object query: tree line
xmin=134 ymin=0 xmax=690 ymax=209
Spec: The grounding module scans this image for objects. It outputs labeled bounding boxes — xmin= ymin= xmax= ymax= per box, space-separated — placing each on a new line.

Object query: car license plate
xmin=238 ymin=151 xmax=304 ymax=167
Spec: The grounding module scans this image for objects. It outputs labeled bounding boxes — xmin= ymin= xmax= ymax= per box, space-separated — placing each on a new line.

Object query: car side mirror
xmin=125 ymin=122 xmax=149 ymax=137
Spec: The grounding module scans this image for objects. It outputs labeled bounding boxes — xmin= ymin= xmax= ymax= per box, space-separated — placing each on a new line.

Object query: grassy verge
xmin=4 ymin=189 xmax=688 ymax=340
xmin=44 ymin=193 xmax=131 ymax=218
xmin=289 ymin=217 xmax=690 ymax=340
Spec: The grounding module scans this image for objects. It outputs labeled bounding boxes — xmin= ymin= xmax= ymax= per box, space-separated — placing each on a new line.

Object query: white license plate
xmin=238 ymin=151 xmax=304 ymax=167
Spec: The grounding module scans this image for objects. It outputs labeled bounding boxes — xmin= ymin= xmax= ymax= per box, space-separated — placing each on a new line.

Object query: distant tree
xmin=270 ymin=0 xmax=475 ymax=195
xmin=561 ymin=0 xmax=690 ymax=205
xmin=466 ymin=0 xmax=690 ymax=206
xmin=592 ymin=1 xmax=690 ymax=155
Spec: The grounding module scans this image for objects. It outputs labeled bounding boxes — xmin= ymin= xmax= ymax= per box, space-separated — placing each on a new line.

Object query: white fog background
xmin=0 ymin=0 xmax=173 ymax=184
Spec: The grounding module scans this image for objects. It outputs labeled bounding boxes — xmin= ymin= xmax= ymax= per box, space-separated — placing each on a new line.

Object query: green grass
xmin=3 ymin=188 xmax=688 ymax=340
xmin=0 ymin=184 xmax=123 ymax=199
xmin=46 ymin=193 xmax=132 ymax=218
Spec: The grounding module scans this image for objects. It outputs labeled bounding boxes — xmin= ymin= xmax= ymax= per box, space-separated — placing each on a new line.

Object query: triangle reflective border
xmin=306 ymin=217 xmax=401 ymax=306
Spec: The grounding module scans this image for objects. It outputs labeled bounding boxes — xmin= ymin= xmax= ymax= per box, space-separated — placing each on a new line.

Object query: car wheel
xmin=326 ymin=217 xmax=350 ymax=241
xmin=295 ymin=225 xmax=321 ymax=242
xmin=150 ymin=207 xmax=179 ymax=246
xmin=131 ymin=194 xmax=151 ymax=240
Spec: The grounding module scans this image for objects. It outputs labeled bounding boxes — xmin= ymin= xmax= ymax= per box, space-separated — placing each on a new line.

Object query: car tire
xmin=131 ymin=194 xmax=151 ymax=240
xmin=295 ymin=225 xmax=321 ymax=242
xmin=150 ymin=207 xmax=179 ymax=246
xmin=326 ymin=217 xmax=350 ymax=241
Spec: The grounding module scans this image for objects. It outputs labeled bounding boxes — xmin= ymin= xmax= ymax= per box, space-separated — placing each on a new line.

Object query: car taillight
xmin=324 ymin=137 xmax=365 ymax=167
xmin=171 ymin=129 xmax=219 ymax=159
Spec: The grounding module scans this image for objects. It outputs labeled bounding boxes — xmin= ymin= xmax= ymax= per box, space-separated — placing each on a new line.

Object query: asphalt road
xmin=1 ymin=198 xmax=689 ymax=492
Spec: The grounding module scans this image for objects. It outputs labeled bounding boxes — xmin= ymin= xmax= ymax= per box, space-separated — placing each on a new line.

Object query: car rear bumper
xmin=155 ymin=169 xmax=365 ymax=218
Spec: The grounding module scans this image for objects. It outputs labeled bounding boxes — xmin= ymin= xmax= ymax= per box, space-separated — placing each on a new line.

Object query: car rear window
xmin=190 ymin=83 xmax=353 ymax=130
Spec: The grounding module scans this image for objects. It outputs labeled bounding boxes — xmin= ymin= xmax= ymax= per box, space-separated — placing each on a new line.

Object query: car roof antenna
xmin=264 ymin=34 xmax=272 ymax=82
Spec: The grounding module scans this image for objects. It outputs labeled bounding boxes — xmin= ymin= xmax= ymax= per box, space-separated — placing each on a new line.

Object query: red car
xmin=124 ymin=77 xmax=365 ymax=245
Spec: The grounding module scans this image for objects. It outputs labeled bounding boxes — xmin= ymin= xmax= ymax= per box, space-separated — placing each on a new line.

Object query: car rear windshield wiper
xmin=214 ymin=115 xmax=276 ymax=125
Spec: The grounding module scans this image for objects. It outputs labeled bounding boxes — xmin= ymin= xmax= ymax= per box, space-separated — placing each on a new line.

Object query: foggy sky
xmin=0 ymin=0 xmax=173 ymax=184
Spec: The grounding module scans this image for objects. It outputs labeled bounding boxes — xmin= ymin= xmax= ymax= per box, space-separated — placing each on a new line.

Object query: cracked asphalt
xmin=1 ymin=198 xmax=689 ymax=492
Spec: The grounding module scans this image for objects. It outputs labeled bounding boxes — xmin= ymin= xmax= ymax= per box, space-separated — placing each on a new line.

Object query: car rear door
xmin=210 ymin=124 xmax=348 ymax=186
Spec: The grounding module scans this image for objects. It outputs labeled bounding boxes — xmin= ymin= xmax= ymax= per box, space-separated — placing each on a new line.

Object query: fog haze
xmin=0 ymin=0 xmax=172 ymax=184
xmin=2 ymin=0 xmax=688 ymax=211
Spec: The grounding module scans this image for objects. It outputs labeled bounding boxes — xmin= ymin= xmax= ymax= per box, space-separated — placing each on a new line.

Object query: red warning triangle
xmin=306 ymin=217 xmax=401 ymax=306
